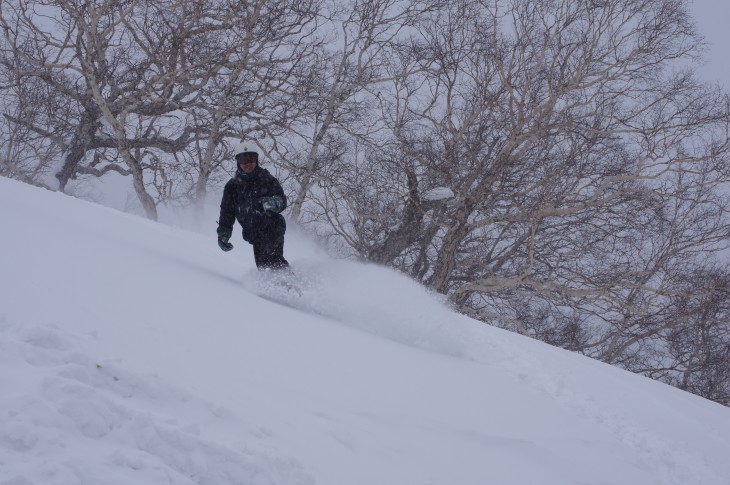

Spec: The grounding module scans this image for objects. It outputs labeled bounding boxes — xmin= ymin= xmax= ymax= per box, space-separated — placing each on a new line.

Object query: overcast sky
xmin=691 ymin=1 xmax=730 ymax=88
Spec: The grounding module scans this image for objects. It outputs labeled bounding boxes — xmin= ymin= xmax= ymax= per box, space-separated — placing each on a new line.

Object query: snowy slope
xmin=1 ymin=176 xmax=730 ymax=485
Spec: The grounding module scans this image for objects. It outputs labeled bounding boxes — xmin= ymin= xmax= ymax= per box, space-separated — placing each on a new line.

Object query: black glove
xmin=217 ymin=224 xmax=233 ymax=251
xmin=218 ymin=235 xmax=234 ymax=252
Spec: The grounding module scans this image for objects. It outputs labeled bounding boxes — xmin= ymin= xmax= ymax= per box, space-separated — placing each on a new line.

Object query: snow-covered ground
xmin=1 ymin=176 xmax=730 ymax=485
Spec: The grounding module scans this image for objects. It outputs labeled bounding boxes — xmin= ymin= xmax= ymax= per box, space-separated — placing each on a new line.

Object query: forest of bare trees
xmin=2 ymin=0 xmax=729 ymax=405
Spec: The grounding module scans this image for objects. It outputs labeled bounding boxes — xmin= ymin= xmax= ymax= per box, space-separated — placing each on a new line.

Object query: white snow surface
xmin=1 ymin=176 xmax=730 ymax=485
xmin=421 ymin=187 xmax=455 ymax=202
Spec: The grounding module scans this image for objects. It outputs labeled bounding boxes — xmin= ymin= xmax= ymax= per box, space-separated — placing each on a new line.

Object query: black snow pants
xmin=252 ymin=224 xmax=289 ymax=270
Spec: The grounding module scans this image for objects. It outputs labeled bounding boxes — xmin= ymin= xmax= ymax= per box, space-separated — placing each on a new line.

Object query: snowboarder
xmin=216 ymin=141 xmax=289 ymax=270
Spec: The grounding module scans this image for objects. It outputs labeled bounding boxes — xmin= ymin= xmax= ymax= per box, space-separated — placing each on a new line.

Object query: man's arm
xmin=217 ymin=182 xmax=236 ymax=250
xmin=218 ymin=181 xmax=237 ymax=235
xmin=260 ymin=176 xmax=287 ymax=214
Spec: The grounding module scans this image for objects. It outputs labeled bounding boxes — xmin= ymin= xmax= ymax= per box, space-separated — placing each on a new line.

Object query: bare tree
xmin=0 ymin=51 xmax=60 ymax=187
xmin=1 ymin=0 xmax=182 ymax=218
xmin=640 ymin=265 xmax=730 ymax=405
xmin=0 ymin=0 xmax=325 ymax=219
xmin=181 ymin=0 xmax=325 ymax=212
xmin=270 ymin=0 xmax=441 ymax=222
xmin=306 ymin=0 xmax=730 ymax=403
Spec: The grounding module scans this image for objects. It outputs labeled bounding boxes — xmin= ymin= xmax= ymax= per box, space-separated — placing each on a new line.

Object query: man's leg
xmin=252 ymin=234 xmax=289 ymax=270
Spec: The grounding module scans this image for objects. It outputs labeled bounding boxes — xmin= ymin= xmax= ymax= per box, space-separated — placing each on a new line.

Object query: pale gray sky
xmin=691 ymin=0 xmax=730 ymax=88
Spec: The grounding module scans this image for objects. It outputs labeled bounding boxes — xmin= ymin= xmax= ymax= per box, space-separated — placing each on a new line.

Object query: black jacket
xmin=218 ymin=166 xmax=287 ymax=243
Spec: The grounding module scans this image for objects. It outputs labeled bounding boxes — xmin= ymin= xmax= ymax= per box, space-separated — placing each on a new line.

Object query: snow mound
xmin=0 ymin=319 xmax=313 ymax=485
